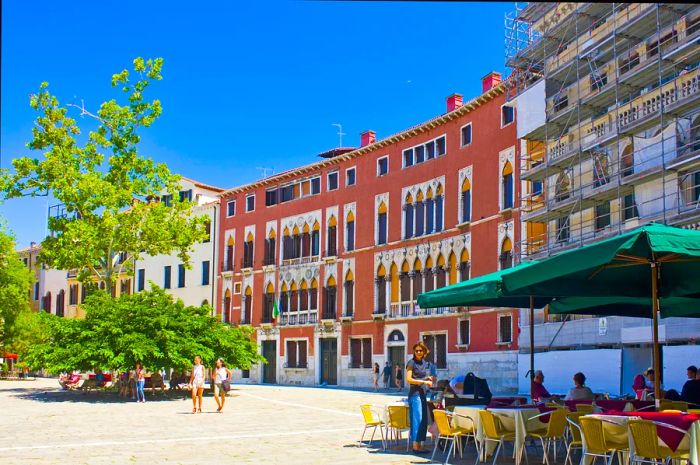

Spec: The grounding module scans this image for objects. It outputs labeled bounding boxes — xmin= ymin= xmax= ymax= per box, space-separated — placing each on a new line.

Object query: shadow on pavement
xmin=11 ymin=387 xmax=194 ymax=404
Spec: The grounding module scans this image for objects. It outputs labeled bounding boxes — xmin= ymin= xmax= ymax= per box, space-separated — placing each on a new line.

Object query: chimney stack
xmin=30 ymin=241 xmax=37 ymax=248
xmin=481 ymin=71 xmax=502 ymax=93
xmin=446 ymin=93 xmax=463 ymax=112
xmin=360 ymin=130 xmax=376 ymax=147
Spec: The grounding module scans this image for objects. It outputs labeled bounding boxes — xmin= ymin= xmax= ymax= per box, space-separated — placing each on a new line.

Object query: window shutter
xmin=436 ymin=334 xmax=447 ymax=369
xmin=287 ymin=341 xmax=297 ymax=368
xmin=298 ymin=341 xmax=307 ymax=368
xmin=362 ymin=338 xmax=372 ymax=369
xmin=351 ymin=339 xmax=361 ymax=368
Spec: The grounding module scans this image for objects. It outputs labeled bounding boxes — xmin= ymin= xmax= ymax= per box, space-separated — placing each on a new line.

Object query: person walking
xmin=395 ymin=363 xmax=403 ymax=390
xmin=135 ymin=363 xmax=146 ymax=403
xmin=213 ymin=358 xmax=232 ymax=413
xmin=382 ymin=362 xmax=391 ymax=389
xmin=372 ymin=362 xmax=380 ymax=391
xmin=189 ymin=355 xmax=205 ymax=413
xmin=406 ymin=341 xmax=432 ymax=454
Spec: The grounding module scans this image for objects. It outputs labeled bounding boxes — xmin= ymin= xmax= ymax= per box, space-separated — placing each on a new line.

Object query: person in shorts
xmin=189 ymin=355 xmax=205 ymax=413
xmin=213 ymin=358 xmax=232 ymax=413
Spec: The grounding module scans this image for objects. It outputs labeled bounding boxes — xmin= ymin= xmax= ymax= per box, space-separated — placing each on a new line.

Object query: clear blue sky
xmin=1 ymin=1 xmax=513 ymax=248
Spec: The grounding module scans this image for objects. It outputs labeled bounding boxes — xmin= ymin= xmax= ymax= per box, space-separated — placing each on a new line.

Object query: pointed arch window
xmin=300 ymin=280 xmax=309 ymax=312
xmin=502 ymin=162 xmax=514 ymax=210
xmin=243 ymin=232 xmax=254 ymax=268
xmin=459 ymin=249 xmax=471 ymax=281
xmin=242 ymin=286 xmax=252 ymax=324
xmin=344 ymin=271 xmax=354 ymax=317
xmin=461 ymin=178 xmax=472 ymax=223
xmin=403 ymin=194 xmax=414 ymax=239
xmin=323 ymin=276 xmax=337 ymax=319
xmin=264 ymin=230 xmax=276 ymax=265
xmin=377 ymin=202 xmax=388 ymax=245
xmin=223 ymin=289 xmax=232 ymax=324
xmin=376 ymin=265 xmax=387 ymax=313
xmin=426 ymin=189 xmax=435 ymax=234
xmin=499 ymin=237 xmax=513 ymax=270
xmin=225 ymin=236 xmax=234 ymax=271
xmin=327 ymin=216 xmax=337 ymax=256
xmin=311 ymin=222 xmax=320 ymax=256
xmin=345 ymin=211 xmax=355 ymax=252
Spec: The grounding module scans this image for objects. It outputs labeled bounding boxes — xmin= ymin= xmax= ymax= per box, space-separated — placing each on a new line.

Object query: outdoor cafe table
xmin=565 ymin=399 xmax=655 ymax=412
xmin=587 ymin=411 xmax=700 ymax=465
xmin=453 ymin=405 xmax=548 ymax=465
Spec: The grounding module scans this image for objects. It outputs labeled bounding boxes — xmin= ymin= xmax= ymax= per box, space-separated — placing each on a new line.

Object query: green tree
xmin=24 ymin=288 xmax=264 ymax=373
xmin=0 ymin=58 xmax=207 ymax=296
xmin=0 ymin=228 xmax=34 ymax=350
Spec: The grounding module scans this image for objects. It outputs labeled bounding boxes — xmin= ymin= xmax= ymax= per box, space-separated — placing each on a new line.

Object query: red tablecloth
xmin=595 ymin=400 xmax=629 ymax=411
xmin=599 ymin=411 xmax=700 ymax=451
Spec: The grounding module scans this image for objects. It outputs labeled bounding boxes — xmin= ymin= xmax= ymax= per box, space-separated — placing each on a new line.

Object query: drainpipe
xmin=211 ymin=204 xmax=217 ymax=316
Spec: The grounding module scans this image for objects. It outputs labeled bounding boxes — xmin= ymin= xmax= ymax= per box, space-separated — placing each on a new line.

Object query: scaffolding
xmin=505 ymin=2 xmax=700 ymax=261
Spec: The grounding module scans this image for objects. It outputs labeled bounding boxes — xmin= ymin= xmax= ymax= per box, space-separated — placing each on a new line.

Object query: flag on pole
xmin=272 ymin=290 xmax=280 ymax=324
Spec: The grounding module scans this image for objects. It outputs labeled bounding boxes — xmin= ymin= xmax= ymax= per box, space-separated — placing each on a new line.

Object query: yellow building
xmin=16 ymin=243 xmax=42 ymax=312
xmin=65 ymin=259 xmax=133 ymax=319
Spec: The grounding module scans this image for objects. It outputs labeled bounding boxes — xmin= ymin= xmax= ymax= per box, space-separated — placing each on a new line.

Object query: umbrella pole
xmin=651 ymin=261 xmax=661 ymax=404
xmin=529 ymin=296 xmax=535 ymax=399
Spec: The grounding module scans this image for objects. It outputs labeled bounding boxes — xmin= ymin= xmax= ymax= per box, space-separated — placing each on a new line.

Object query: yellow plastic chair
xmin=628 ymin=419 xmax=690 ymax=465
xmin=576 ymin=404 xmax=595 ymax=414
xmin=359 ymin=404 xmax=385 ymax=448
xmin=528 ymin=408 xmax=569 ymax=465
xmin=687 ymin=409 xmax=700 ymax=414
xmin=478 ymin=409 xmax=518 ymax=465
xmin=565 ymin=414 xmax=584 ymax=465
xmin=579 ymin=416 xmax=628 ymax=465
xmin=386 ymin=405 xmax=410 ymax=451
xmin=431 ymin=410 xmax=475 ymax=465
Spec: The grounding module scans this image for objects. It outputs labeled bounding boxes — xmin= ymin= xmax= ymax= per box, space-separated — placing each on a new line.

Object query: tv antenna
xmin=332 ymin=123 xmax=346 ymax=148
xmin=256 ymin=166 xmax=274 ymax=178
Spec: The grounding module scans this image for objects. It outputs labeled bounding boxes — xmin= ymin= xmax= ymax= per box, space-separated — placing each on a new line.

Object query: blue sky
xmin=1 ymin=1 xmax=512 ymax=248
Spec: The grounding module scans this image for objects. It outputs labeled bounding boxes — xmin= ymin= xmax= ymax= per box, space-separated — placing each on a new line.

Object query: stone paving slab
xmin=0 ymin=379 xmax=555 ymax=465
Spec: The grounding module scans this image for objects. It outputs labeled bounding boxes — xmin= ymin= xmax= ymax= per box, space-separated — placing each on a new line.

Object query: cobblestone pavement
xmin=1 ymin=379 xmax=541 ymax=465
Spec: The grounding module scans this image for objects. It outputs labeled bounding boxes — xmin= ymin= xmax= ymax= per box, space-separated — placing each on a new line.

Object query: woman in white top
xmin=213 ymin=358 xmax=232 ymax=413
xmin=189 ymin=355 xmax=205 ymax=413
xmin=565 ymin=372 xmax=595 ymax=401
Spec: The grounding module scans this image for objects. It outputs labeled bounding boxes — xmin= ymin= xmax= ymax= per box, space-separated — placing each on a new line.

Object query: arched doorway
xmin=386 ymin=329 xmax=406 ymax=388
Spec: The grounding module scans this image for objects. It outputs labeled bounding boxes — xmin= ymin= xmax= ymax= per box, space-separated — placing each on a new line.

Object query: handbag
xmin=221 ymin=379 xmax=231 ymax=392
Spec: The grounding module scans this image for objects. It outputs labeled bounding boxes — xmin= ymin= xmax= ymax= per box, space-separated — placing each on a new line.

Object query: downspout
xmin=211 ymin=203 xmax=217 ymax=317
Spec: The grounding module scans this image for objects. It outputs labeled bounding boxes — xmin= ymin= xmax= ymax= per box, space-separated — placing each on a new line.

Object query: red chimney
xmin=446 ymin=93 xmax=463 ymax=112
xmin=481 ymin=71 xmax=502 ymax=93
xmin=360 ymin=130 xmax=376 ymax=147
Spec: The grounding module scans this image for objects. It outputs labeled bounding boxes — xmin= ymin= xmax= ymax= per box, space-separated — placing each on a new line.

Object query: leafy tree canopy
xmin=24 ymin=288 xmax=264 ymax=373
xmin=0 ymin=228 xmax=34 ymax=350
xmin=0 ymin=57 xmax=207 ymax=295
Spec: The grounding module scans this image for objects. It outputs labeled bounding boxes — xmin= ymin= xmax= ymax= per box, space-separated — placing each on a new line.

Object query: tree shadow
xmin=11 ymin=386 xmax=196 ymax=404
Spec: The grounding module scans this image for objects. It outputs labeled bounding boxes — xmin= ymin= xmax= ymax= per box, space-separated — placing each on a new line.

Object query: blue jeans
xmin=136 ymin=380 xmax=145 ymax=402
xmin=408 ymin=391 xmax=428 ymax=444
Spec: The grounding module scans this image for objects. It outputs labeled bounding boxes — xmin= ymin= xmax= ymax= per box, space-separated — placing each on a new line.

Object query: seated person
xmin=448 ymin=375 xmax=465 ymax=395
xmin=565 ymin=372 xmax=594 ymax=401
xmin=150 ymin=371 xmax=166 ymax=394
xmin=632 ymin=373 xmax=647 ymax=400
xmin=94 ymin=370 xmax=105 ymax=387
xmin=681 ymin=365 xmax=700 ymax=406
xmin=531 ymin=370 xmax=557 ymax=403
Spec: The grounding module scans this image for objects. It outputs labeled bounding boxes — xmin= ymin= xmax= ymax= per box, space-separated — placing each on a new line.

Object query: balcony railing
xmin=389 ymin=301 xmax=418 ymax=318
xmin=281 ymin=255 xmax=320 ymax=266
xmin=279 ymin=310 xmax=318 ymax=326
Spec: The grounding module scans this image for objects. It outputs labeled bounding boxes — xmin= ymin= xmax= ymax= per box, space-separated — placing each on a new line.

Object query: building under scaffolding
xmin=505 ymin=3 xmax=700 ymax=396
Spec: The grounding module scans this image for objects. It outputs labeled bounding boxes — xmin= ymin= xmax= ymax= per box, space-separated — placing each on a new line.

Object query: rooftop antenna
xmin=332 ymin=123 xmax=346 ymax=148
xmin=256 ymin=166 xmax=274 ymax=178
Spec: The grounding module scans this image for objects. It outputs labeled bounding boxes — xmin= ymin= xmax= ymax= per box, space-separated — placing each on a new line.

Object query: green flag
xmin=272 ymin=292 xmax=280 ymax=323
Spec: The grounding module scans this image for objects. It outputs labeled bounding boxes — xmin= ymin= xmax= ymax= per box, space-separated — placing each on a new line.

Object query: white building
xmin=132 ymin=178 xmax=223 ymax=309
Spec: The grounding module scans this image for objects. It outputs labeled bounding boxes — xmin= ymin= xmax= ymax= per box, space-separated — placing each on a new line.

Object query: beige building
xmin=506 ymin=2 xmax=700 ymax=395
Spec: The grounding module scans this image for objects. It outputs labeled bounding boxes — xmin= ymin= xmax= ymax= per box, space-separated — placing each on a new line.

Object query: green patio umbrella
xmin=417 ymin=260 xmax=554 ymax=391
xmin=501 ymin=223 xmax=700 ymax=400
xmin=549 ymin=295 xmax=700 ymax=318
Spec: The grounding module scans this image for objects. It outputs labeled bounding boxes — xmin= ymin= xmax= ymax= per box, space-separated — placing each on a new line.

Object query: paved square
xmin=1 ymin=379 xmax=442 ymax=465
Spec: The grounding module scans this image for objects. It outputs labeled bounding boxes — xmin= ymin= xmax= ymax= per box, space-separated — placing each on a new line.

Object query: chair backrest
xmin=479 ymin=410 xmax=503 ymax=439
xmin=388 ymin=405 xmax=409 ymax=429
xmin=360 ymin=404 xmax=377 ymax=425
xmin=667 ymin=401 xmax=688 ymax=412
xmin=545 ymin=408 xmax=569 ymax=437
xmin=566 ymin=413 xmax=583 ymax=443
xmin=579 ymin=417 xmax=608 ymax=454
xmin=433 ymin=410 xmax=454 ymax=436
xmin=628 ymin=419 xmax=661 ymax=459
xmin=576 ymin=404 xmax=594 ymax=414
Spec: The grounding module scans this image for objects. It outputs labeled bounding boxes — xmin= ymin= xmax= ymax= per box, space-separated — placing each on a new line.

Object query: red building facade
xmin=217 ymin=73 xmax=521 ymax=393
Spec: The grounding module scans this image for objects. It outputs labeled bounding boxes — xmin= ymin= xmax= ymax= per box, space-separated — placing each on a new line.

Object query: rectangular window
xmin=286 ymin=340 xmax=308 ymax=368
xmin=595 ymin=202 xmax=611 ymax=231
xmin=311 ymin=177 xmax=321 ymax=195
xmin=265 ymin=189 xmax=278 ymax=206
xmin=177 ymin=264 xmax=186 ymax=288
xmin=502 ymin=105 xmax=515 ymax=126
xmin=622 ymin=194 xmax=639 ymax=221
xmin=461 ymin=123 xmax=472 ymax=146
xmin=377 ymin=157 xmax=388 ymax=176
xmin=246 ymin=195 xmax=255 ymax=212
xmin=459 ymin=319 xmax=470 ymax=345
xmin=202 ymin=261 xmax=210 ymax=286
xmin=403 ymin=149 xmax=414 ymax=168
xmin=137 ymin=269 xmax=145 ymax=292
xmin=346 ymin=168 xmax=356 ymax=186
xmin=227 ymin=200 xmax=236 ymax=217
xmin=415 ymin=145 xmax=425 ymax=163
xmin=279 ymin=185 xmax=294 ymax=202
xmin=350 ymin=338 xmax=372 ymax=369
xmin=532 ymin=181 xmax=543 ymax=196
xmin=164 ymin=266 xmax=172 ymax=289
xmin=426 ymin=141 xmax=435 ymax=159
xmin=161 ymin=194 xmax=172 ymax=207
xmin=69 ymin=284 xmax=78 ymax=305
xmin=327 ymin=171 xmax=339 ymax=191
xmin=34 ymin=282 xmax=39 ymax=301
xmin=242 ymin=369 xmax=250 ymax=378
xmin=436 ymin=136 xmax=446 ymax=156
xmin=498 ymin=315 xmax=513 ymax=343
xmin=377 ymin=212 xmax=387 ymax=245
xmin=422 ymin=334 xmax=447 ymax=369
xmin=179 ymin=189 xmax=193 ymax=202
xmin=203 ymin=220 xmax=211 ymax=243
xmin=346 ymin=220 xmax=355 ymax=251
